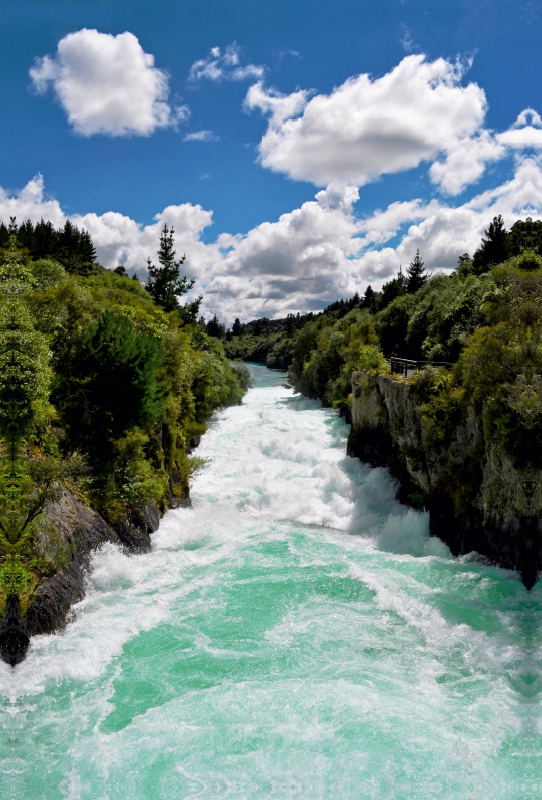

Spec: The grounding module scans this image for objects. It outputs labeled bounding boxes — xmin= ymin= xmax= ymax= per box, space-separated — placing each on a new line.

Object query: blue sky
xmin=2 ymin=0 xmax=542 ymax=321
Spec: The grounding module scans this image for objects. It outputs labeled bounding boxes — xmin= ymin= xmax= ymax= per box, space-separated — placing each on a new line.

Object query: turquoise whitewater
xmin=1 ymin=365 xmax=541 ymax=800
xmin=6 ymin=4 xmax=542 ymax=796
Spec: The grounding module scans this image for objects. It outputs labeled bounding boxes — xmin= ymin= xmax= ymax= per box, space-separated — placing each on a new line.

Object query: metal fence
xmin=389 ymin=357 xmax=453 ymax=378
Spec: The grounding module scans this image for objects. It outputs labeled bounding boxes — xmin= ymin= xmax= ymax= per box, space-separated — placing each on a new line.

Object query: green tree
xmin=206 ymin=314 xmax=225 ymax=339
xmin=405 ymin=250 xmax=427 ymax=294
xmin=33 ymin=219 xmax=57 ymax=259
xmin=0 ymin=236 xmax=60 ymax=630
xmin=378 ymin=266 xmax=407 ymax=309
xmin=16 ymin=220 xmax=35 ymax=252
xmin=56 ymin=311 xmax=164 ymax=470
xmin=507 ymin=217 xmax=542 ymax=255
xmin=146 ymin=224 xmax=199 ymax=313
xmin=360 ymin=285 xmax=377 ymax=312
xmin=472 ymin=215 xmax=509 ymax=272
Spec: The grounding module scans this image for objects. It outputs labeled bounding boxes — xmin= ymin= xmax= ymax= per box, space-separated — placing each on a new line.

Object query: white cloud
xmin=219 ymin=184 xmax=361 ymax=279
xmin=0 ymin=175 xmax=66 ymax=228
xmin=358 ymin=157 xmax=542 ymax=280
xmin=0 ymin=173 xmax=219 ymax=291
xmin=430 ymin=108 xmax=542 ymax=194
xmin=246 ymin=55 xmax=487 ymax=187
xmin=429 ymin=131 xmax=505 ymax=195
xmin=244 ymin=82 xmax=310 ymax=125
xmin=245 ymin=55 xmax=542 ymax=196
xmin=188 ymin=43 xmax=264 ymax=85
xmin=3 ymin=161 xmax=542 ymax=322
xmin=206 ymin=157 xmax=542 ymax=318
xmin=30 ymin=29 xmax=186 ymax=136
xmin=497 ymin=108 xmax=542 ymax=148
xmin=183 ymin=130 xmax=220 ymax=142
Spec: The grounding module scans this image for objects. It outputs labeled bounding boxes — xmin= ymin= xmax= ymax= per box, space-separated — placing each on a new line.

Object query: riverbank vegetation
xmin=225 ymin=217 xmax=541 ymax=424
xmin=2 ymin=212 xmax=539 ymax=613
xmin=0 ymin=220 xmax=251 ymax=611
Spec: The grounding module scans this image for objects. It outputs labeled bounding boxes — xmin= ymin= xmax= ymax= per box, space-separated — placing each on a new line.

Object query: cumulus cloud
xmin=183 ymin=130 xmax=220 ymax=142
xmin=3 ymin=161 xmax=542 ymax=322
xmin=188 ymin=43 xmax=264 ymax=85
xmin=204 ymin=158 xmax=542 ymax=319
xmin=30 ymin=29 xmax=186 ymax=136
xmin=245 ymin=55 xmax=542 ymax=196
xmin=244 ymin=82 xmax=310 ymax=125
xmin=497 ymin=108 xmax=542 ymax=148
xmin=0 ymin=173 xmax=219 ymax=291
xmin=246 ymin=55 xmax=487 ymax=187
xmin=429 ymin=131 xmax=505 ymax=195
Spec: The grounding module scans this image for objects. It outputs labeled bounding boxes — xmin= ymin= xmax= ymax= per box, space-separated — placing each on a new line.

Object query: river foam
xmin=0 ymin=364 xmax=540 ymax=799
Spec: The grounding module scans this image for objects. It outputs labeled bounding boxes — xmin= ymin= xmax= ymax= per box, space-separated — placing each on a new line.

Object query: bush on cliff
xmin=287 ymin=310 xmax=387 ymax=411
xmin=409 ymin=250 xmax=542 ymax=472
xmin=0 ymin=231 xmax=252 ymax=611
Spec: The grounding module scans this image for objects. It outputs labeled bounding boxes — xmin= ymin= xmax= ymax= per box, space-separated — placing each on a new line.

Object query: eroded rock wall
xmin=348 ymin=371 xmax=542 ymax=586
xmin=0 ymin=488 xmax=163 ymax=664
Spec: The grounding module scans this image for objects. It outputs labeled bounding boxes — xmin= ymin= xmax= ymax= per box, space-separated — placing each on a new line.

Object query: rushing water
xmin=1 ymin=364 xmax=542 ymax=799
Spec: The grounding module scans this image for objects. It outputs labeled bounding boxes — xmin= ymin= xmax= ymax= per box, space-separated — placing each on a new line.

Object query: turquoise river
xmin=1 ymin=364 xmax=542 ymax=799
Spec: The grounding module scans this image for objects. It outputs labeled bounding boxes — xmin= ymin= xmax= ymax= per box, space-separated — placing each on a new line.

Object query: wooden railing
xmin=390 ymin=357 xmax=453 ymax=378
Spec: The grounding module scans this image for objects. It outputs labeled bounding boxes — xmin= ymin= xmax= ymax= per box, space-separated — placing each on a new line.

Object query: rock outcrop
xmin=0 ymin=488 xmax=163 ymax=665
xmin=0 ymin=595 xmax=30 ymax=666
xmin=348 ymin=370 xmax=542 ymax=587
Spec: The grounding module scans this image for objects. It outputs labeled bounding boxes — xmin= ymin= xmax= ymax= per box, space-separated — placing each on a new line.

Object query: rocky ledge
xmin=348 ymin=370 xmax=542 ymax=588
xmin=0 ymin=489 xmax=174 ymax=666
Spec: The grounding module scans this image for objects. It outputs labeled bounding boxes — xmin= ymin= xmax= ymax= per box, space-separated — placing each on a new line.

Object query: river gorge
xmin=1 ymin=364 xmax=540 ymax=799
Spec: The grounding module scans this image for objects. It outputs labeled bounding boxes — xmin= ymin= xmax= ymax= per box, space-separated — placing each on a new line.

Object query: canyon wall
xmin=348 ymin=371 xmax=542 ymax=587
xmin=0 ymin=489 xmax=186 ymax=665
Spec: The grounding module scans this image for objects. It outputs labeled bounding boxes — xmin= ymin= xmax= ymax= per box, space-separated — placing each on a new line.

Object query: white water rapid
xmin=0 ymin=364 xmax=540 ymax=799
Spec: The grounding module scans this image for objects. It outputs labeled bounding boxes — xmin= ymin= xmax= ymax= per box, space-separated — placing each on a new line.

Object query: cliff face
xmin=348 ymin=371 xmax=542 ymax=587
xmin=0 ymin=489 xmax=163 ymax=666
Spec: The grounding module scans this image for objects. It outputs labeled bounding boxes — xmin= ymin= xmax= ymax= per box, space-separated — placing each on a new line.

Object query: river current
xmin=1 ymin=364 xmax=542 ymax=799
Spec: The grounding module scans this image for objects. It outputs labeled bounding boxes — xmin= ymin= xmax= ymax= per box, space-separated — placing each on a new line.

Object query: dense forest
xmin=2 ymin=211 xmax=539 ymax=615
xmin=225 ymin=216 xmax=541 ymax=415
xmin=0 ymin=218 xmax=251 ymax=612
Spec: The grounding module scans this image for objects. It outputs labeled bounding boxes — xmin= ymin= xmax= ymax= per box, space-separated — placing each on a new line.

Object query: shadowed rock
xmin=0 ymin=595 xmax=30 ymax=666
xmin=348 ymin=371 xmax=542 ymax=588
xmin=0 ymin=489 xmax=165 ymax=665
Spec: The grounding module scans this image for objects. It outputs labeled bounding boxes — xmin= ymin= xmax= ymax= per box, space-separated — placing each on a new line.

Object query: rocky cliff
xmin=0 ymin=490 xmax=170 ymax=666
xmin=348 ymin=370 xmax=542 ymax=587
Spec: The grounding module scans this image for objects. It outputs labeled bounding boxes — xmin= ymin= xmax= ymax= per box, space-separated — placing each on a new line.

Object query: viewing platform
xmin=389 ymin=356 xmax=453 ymax=378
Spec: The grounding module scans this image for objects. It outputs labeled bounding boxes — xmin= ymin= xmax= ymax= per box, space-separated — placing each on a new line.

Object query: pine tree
xmin=405 ymin=250 xmax=427 ymax=294
xmin=33 ymin=220 xmax=57 ymax=259
xmin=79 ymin=229 xmax=97 ymax=263
xmin=177 ymin=296 xmax=203 ymax=324
xmin=508 ymin=217 xmax=542 ymax=255
xmin=360 ymin=285 xmax=377 ymax=312
xmin=146 ymin=224 xmax=195 ymax=312
xmin=286 ymin=313 xmax=296 ymax=337
xmin=232 ymin=318 xmax=242 ymax=336
xmin=57 ymin=220 xmax=81 ymax=253
xmin=17 ymin=219 xmax=35 ymax=252
xmin=472 ymin=216 xmax=508 ymax=272
xmin=0 ymin=222 xmax=9 ymax=249
xmin=56 ymin=220 xmax=83 ymax=273
xmin=348 ymin=291 xmax=360 ymax=310
xmin=378 ymin=265 xmax=408 ymax=310
xmin=206 ymin=314 xmax=225 ymax=339
xmin=397 ymin=265 xmax=406 ymax=292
